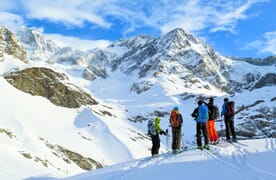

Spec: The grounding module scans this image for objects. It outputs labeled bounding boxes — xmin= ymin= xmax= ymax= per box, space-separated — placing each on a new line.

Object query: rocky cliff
xmin=4 ymin=67 xmax=98 ymax=108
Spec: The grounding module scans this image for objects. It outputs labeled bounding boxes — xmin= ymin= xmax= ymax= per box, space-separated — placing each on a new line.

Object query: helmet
xmin=224 ymin=98 xmax=229 ymax=102
xmin=173 ymin=106 xmax=179 ymax=111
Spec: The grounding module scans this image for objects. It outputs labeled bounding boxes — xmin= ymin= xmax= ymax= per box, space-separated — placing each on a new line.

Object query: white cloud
xmin=21 ymin=0 xmax=112 ymax=28
xmin=209 ymin=0 xmax=269 ymax=33
xmin=159 ymin=0 xmax=210 ymax=33
xmin=45 ymin=33 xmax=112 ymax=51
xmin=0 ymin=12 xmax=25 ymax=31
xmin=0 ymin=0 xmax=270 ymax=37
xmin=245 ymin=31 xmax=276 ymax=55
xmin=157 ymin=0 xmax=270 ymax=34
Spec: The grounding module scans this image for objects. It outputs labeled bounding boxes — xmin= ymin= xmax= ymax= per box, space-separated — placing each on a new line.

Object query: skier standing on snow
xmin=194 ymin=100 xmax=209 ymax=150
xmin=148 ymin=117 xmax=167 ymax=156
xmin=221 ymin=98 xmax=237 ymax=143
xmin=169 ymin=106 xmax=183 ymax=154
xmin=204 ymin=97 xmax=219 ymax=144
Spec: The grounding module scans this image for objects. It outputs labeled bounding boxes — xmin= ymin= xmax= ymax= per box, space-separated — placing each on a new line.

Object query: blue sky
xmin=0 ymin=0 xmax=275 ymax=58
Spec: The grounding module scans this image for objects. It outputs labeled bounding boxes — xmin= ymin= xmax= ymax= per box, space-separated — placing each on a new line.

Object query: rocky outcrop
xmin=108 ymin=35 xmax=157 ymax=73
xmin=83 ymin=49 xmax=108 ymax=80
xmin=232 ymin=56 xmax=276 ymax=66
xmin=0 ymin=26 xmax=27 ymax=63
xmin=4 ymin=67 xmax=98 ymax=108
xmin=56 ymin=145 xmax=104 ymax=170
xmin=130 ymin=80 xmax=154 ymax=94
xmin=254 ymin=73 xmax=276 ymax=89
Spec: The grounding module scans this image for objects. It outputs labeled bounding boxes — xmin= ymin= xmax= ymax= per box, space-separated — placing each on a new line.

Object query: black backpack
xmin=210 ymin=105 xmax=220 ymax=120
xmin=226 ymin=101 xmax=235 ymax=116
xmin=191 ymin=107 xmax=198 ymax=120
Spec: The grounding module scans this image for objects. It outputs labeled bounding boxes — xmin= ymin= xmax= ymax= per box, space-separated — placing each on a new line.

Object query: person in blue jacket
xmin=194 ymin=100 xmax=209 ymax=150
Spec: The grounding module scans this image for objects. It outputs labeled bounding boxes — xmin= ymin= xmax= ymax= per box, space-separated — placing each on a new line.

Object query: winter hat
xmin=173 ymin=106 xmax=179 ymax=111
xmin=224 ymin=98 xmax=229 ymax=102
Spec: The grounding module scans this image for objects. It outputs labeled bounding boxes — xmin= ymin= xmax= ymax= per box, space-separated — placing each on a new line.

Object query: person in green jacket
xmin=148 ymin=117 xmax=166 ymax=156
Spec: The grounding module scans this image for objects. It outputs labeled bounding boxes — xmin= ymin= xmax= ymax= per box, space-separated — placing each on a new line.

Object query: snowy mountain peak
xmin=113 ymin=35 xmax=156 ymax=48
xmin=16 ymin=27 xmax=59 ymax=62
xmin=0 ymin=25 xmax=28 ymax=63
xmin=158 ymin=28 xmax=199 ymax=51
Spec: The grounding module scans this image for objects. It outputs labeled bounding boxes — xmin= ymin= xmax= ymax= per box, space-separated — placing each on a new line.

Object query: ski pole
xmin=219 ymin=118 xmax=224 ymax=141
xmin=166 ymin=128 xmax=169 ymax=151
xmin=181 ymin=132 xmax=187 ymax=151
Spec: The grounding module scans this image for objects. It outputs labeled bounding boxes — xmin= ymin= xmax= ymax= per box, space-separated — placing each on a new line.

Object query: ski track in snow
xmin=118 ymin=154 xmax=168 ymax=179
xmin=203 ymin=145 xmax=241 ymax=171
xmin=266 ymin=138 xmax=275 ymax=152
xmin=208 ymin=141 xmax=276 ymax=180
xmin=117 ymin=139 xmax=276 ymax=180
xmin=235 ymin=142 xmax=276 ymax=179
xmin=231 ymin=143 xmax=265 ymax=180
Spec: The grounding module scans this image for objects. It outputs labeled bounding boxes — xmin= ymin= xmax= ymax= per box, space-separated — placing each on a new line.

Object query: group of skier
xmin=148 ymin=97 xmax=237 ymax=156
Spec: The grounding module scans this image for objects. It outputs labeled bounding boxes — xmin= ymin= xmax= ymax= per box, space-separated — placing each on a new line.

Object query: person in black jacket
xmin=221 ymin=98 xmax=237 ymax=143
xmin=204 ymin=97 xmax=219 ymax=144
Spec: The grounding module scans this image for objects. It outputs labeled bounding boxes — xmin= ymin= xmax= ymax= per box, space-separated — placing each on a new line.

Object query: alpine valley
xmin=0 ymin=25 xmax=275 ymax=180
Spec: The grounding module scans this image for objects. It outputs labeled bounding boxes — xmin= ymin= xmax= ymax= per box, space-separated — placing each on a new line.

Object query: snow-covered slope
xmin=0 ymin=56 xmax=152 ymax=180
xmin=51 ymin=139 xmax=276 ymax=180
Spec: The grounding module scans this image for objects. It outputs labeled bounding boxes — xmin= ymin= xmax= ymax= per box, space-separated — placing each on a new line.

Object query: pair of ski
xmin=165 ymin=128 xmax=188 ymax=155
xmin=171 ymin=146 xmax=188 ymax=155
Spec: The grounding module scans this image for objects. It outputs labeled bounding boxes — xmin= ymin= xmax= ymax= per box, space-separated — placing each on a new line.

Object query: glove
xmin=160 ymin=131 xmax=166 ymax=135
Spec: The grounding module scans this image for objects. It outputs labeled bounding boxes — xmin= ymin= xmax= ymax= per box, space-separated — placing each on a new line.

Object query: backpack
xmin=147 ymin=119 xmax=156 ymax=135
xmin=210 ymin=105 xmax=220 ymax=120
xmin=226 ymin=101 xmax=235 ymax=116
xmin=191 ymin=107 xmax=198 ymax=120
xmin=170 ymin=110 xmax=181 ymax=127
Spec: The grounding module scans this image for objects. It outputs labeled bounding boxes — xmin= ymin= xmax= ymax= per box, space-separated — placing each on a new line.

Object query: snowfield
xmin=58 ymin=139 xmax=276 ymax=180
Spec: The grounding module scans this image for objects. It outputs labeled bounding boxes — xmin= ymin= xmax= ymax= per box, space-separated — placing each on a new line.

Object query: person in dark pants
xmin=148 ymin=117 xmax=166 ymax=156
xmin=194 ymin=100 xmax=209 ymax=150
xmin=221 ymin=98 xmax=237 ymax=142
xmin=169 ymin=106 xmax=183 ymax=154
xmin=151 ymin=133 xmax=160 ymax=156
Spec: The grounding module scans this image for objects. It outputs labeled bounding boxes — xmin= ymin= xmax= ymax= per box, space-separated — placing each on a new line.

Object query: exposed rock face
xmin=4 ymin=67 xmax=98 ymax=108
xmin=254 ymin=73 xmax=276 ymax=89
xmin=0 ymin=26 xmax=28 ymax=63
xmin=83 ymin=50 xmax=108 ymax=80
xmin=56 ymin=145 xmax=104 ymax=170
xmin=44 ymin=139 xmax=104 ymax=171
xmin=16 ymin=27 xmax=59 ymax=62
xmin=232 ymin=56 xmax=276 ymax=66
xmin=130 ymin=80 xmax=154 ymax=94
